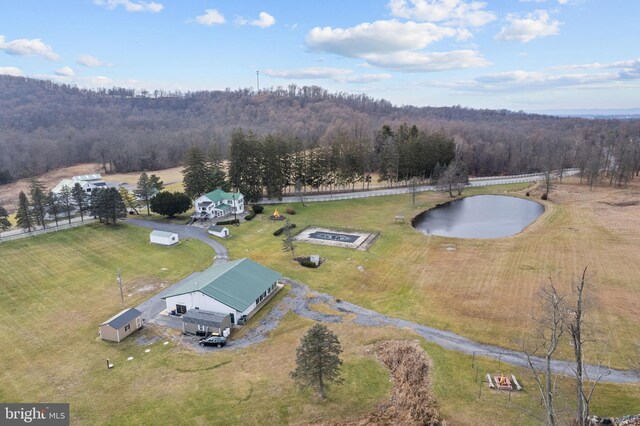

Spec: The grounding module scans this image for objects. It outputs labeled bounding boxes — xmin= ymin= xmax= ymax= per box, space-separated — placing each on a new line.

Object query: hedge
xmin=216 ymin=218 xmax=240 ymax=225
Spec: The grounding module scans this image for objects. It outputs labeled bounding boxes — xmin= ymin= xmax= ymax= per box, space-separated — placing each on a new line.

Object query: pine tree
xmin=15 ymin=191 xmax=34 ymax=232
xmin=58 ymin=185 xmax=74 ymax=224
xmin=182 ymin=146 xmax=212 ymax=199
xmin=90 ymin=188 xmax=127 ymax=224
xmin=290 ymin=323 xmax=343 ymax=400
xmin=72 ymin=183 xmax=88 ymax=222
xmin=46 ymin=191 xmax=60 ymax=227
xmin=29 ymin=178 xmax=48 ymax=229
xmin=0 ymin=204 xmax=11 ymax=231
xmin=229 ymin=129 xmax=264 ymax=202
xmin=134 ymin=172 xmax=162 ymax=215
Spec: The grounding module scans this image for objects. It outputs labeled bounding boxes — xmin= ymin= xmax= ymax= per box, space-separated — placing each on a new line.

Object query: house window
xmin=124 ymin=324 xmax=131 ymax=332
xmin=256 ymin=298 xmax=260 ymax=305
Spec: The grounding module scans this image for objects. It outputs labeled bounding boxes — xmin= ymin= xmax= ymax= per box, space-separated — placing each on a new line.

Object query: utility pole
xmin=117 ymin=268 xmax=124 ymax=308
xmin=256 ymin=70 xmax=260 ymax=92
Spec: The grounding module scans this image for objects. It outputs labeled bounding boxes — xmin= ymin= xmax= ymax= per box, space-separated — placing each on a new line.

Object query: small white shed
xmin=150 ymin=230 xmax=179 ymax=246
xmin=208 ymin=225 xmax=230 ymax=238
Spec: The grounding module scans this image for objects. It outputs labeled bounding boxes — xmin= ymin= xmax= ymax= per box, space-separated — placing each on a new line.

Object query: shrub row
xmin=244 ymin=211 xmax=256 ymax=221
xmin=252 ymin=204 xmax=264 ymax=214
xmin=216 ymin=218 xmax=240 ymax=225
xmin=274 ymin=223 xmax=296 ymax=236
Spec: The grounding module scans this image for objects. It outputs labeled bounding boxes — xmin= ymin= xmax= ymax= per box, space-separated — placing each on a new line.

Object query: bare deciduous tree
xmin=566 ymin=267 xmax=611 ymax=426
xmin=525 ymin=281 xmax=566 ymax=426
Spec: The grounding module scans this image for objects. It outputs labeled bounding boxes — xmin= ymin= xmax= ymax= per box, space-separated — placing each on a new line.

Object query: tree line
xmin=2 ymin=172 xmax=191 ymax=232
xmin=179 ymin=125 xmax=459 ymax=203
xmin=2 ymin=75 xmax=639 ymax=186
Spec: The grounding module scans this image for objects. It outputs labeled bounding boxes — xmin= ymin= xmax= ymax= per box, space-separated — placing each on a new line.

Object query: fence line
xmin=0 ymin=218 xmax=96 ymax=243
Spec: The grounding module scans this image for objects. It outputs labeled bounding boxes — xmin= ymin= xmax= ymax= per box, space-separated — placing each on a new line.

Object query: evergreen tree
xmin=134 ymin=173 xmax=162 ymax=215
xmin=46 ymin=191 xmax=60 ymax=227
xmin=0 ymin=204 xmax=11 ymax=231
xmin=29 ymin=178 xmax=48 ymax=229
xmin=150 ymin=191 xmax=192 ymax=217
xmin=262 ymin=135 xmax=286 ymax=199
xmin=229 ymin=129 xmax=263 ymax=202
xmin=58 ymin=185 xmax=74 ymax=224
xmin=90 ymin=188 xmax=127 ymax=224
xmin=119 ymin=186 xmax=140 ymax=215
xmin=182 ymin=146 xmax=212 ymax=199
xmin=290 ymin=323 xmax=343 ymax=400
xmin=72 ymin=183 xmax=88 ymax=222
xmin=210 ymin=167 xmax=230 ymax=191
xmin=15 ymin=191 xmax=34 ymax=232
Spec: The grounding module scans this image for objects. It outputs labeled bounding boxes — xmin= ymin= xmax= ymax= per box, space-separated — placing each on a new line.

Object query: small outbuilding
xmin=150 ymin=230 xmax=179 ymax=246
xmin=208 ymin=225 xmax=230 ymax=238
xmin=182 ymin=309 xmax=231 ymax=336
xmin=99 ymin=308 xmax=143 ymax=342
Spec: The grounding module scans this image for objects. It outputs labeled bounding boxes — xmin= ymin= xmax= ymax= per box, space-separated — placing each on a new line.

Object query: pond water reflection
xmin=412 ymin=195 xmax=544 ymax=239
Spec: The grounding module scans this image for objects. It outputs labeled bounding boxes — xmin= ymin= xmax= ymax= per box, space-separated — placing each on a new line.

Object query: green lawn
xmin=0 ymin=224 xmax=392 ymax=425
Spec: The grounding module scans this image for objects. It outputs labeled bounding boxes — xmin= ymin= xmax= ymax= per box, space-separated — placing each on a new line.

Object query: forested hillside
xmin=1 ymin=75 xmax=638 ymax=183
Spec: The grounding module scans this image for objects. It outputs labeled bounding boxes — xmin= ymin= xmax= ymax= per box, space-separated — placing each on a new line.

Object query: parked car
xmin=199 ymin=336 xmax=227 ymax=348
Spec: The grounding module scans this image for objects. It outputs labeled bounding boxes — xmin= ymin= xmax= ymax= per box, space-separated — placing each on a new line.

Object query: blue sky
xmin=0 ymin=0 xmax=639 ymax=111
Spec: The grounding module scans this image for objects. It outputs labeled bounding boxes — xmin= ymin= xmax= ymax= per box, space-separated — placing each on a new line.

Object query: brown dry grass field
xmin=0 ymin=163 xmax=184 ymax=213
xmin=224 ymin=177 xmax=640 ymax=367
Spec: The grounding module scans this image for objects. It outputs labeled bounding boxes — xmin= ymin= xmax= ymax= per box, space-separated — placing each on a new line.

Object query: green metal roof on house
xmin=203 ymin=189 xmax=241 ymax=203
xmin=162 ymin=258 xmax=281 ymax=312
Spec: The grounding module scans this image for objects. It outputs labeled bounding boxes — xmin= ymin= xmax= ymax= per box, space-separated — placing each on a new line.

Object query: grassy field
xmin=0 ymin=224 xmax=393 ymax=425
xmin=222 ymin=180 xmax=640 ymax=367
xmin=0 ymin=219 xmax=638 ymax=424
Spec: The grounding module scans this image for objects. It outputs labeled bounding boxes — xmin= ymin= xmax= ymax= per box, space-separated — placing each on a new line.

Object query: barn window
xmin=124 ymin=324 xmax=130 ymax=332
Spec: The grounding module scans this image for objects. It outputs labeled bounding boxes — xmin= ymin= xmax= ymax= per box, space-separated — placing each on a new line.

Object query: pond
xmin=412 ymin=195 xmax=544 ymax=239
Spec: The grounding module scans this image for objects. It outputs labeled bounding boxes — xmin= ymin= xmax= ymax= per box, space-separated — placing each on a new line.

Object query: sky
xmin=0 ymin=0 xmax=639 ymax=112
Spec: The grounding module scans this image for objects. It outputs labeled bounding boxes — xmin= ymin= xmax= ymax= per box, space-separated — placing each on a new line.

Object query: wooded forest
xmin=1 ymin=75 xmax=639 ymax=185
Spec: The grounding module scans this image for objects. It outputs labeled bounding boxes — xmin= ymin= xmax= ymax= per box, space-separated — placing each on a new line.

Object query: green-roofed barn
xmin=162 ymin=258 xmax=281 ymax=325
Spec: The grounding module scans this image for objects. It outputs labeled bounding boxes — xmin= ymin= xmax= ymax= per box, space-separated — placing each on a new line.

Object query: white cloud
xmin=94 ymin=0 xmax=163 ymax=13
xmin=0 ymin=66 xmax=22 ymax=76
xmin=251 ymin=12 xmax=276 ymax=28
xmin=0 ymin=35 xmax=60 ymax=61
xmin=388 ymin=0 xmax=496 ymax=27
xmin=77 ymin=54 xmax=109 ymax=67
xmin=54 ymin=66 xmax=75 ymax=77
xmin=495 ymin=10 xmax=561 ymax=42
xmin=305 ymin=20 xmax=486 ymax=72
xmin=443 ymin=59 xmax=640 ymax=93
xmin=196 ymin=9 xmax=225 ymax=26
xmin=263 ymin=67 xmax=391 ymax=84
xmin=364 ymin=50 xmax=490 ymax=72
xmin=306 ymin=20 xmax=468 ymax=57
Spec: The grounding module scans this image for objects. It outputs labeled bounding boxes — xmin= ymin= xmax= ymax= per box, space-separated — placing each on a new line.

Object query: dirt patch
xmin=317 ymin=340 xmax=444 ymax=426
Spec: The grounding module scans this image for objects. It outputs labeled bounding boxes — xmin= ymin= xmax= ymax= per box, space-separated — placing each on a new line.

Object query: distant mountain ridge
xmin=0 ymin=75 xmax=637 ymax=182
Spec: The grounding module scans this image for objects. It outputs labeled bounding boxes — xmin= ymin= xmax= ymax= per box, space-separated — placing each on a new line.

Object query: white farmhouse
xmin=150 ymin=230 xmax=179 ymax=246
xmin=163 ymin=258 xmax=281 ymax=325
xmin=52 ymin=174 xmax=107 ymax=195
xmin=193 ymin=189 xmax=244 ymax=220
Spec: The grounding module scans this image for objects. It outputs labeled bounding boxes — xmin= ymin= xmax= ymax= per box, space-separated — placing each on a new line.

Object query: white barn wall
xmin=166 ymin=292 xmax=237 ymax=319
